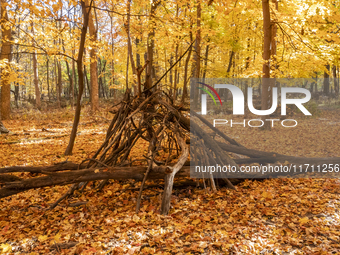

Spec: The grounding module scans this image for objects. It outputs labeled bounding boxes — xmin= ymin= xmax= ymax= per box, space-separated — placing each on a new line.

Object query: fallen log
xmin=0 ymin=166 xmax=190 ymax=199
xmin=2 ymin=157 xmax=340 ymax=200
xmin=0 ymin=174 xmax=23 ymax=183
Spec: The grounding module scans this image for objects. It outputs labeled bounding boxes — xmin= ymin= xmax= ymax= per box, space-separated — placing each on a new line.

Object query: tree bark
xmin=173 ymin=44 xmax=179 ymax=101
xmin=333 ymin=65 xmax=338 ymax=95
xmin=192 ymin=0 xmax=201 ymax=109
xmin=84 ymin=0 xmax=99 ymax=112
xmin=57 ymin=60 xmax=62 ymax=107
xmin=32 ymin=51 xmax=41 ymax=109
xmin=181 ymin=33 xmax=193 ymax=103
xmin=0 ymin=165 xmax=192 ymax=199
xmin=31 ymin=23 xmax=41 ymax=110
xmin=65 ymin=60 xmax=73 ymax=106
xmin=261 ymin=0 xmax=272 ymax=130
xmin=0 ymin=0 xmax=12 ymax=120
xmin=46 ymin=58 xmax=51 ymax=101
xmin=202 ymin=45 xmax=209 ymax=80
xmin=226 ymin=51 xmax=234 ymax=76
xmin=65 ymin=0 xmax=91 ymax=155
xmin=145 ymin=0 xmax=160 ymax=91
xmin=324 ymin=64 xmax=330 ymax=94
xmin=109 ymin=14 xmax=115 ymax=99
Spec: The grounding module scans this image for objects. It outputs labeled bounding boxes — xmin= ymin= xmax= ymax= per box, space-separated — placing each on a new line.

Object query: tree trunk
xmin=226 ymin=51 xmax=234 ymax=76
xmin=31 ymin=23 xmax=41 ymax=110
xmin=32 ymin=51 xmax=41 ymax=110
xmin=324 ymin=64 xmax=330 ymax=94
xmin=84 ymin=0 xmax=99 ymax=112
xmin=72 ymin=54 xmax=77 ymax=99
xmin=265 ymin=0 xmax=278 ymax=127
xmin=47 ymin=58 xmax=51 ymax=101
xmin=57 ymin=61 xmax=62 ymax=107
xmin=173 ymin=44 xmax=179 ymax=101
xmin=84 ymin=65 xmax=90 ymax=98
xmin=333 ymin=65 xmax=338 ymax=95
xmin=169 ymin=54 xmax=173 ymax=98
xmin=65 ymin=60 xmax=73 ymax=107
xmin=203 ymin=44 xmax=209 ymax=80
xmin=0 ymin=0 xmax=12 ymax=120
xmin=181 ymin=34 xmax=193 ymax=104
xmin=109 ymin=14 xmax=115 ymax=99
xmin=65 ymin=0 xmax=91 ymax=155
xmin=261 ymin=0 xmax=272 ymax=130
xmin=125 ymin=0 xmax=137 ymax=95
xmin=145 ymin=0 xmax=160 ymax=91
xmin=193 ymin=0 xmax=201 ymax=109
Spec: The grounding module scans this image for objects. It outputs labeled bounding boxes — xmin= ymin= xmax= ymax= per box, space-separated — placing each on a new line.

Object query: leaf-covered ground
xmin=1 ymin=106 xmax=340 ymax=254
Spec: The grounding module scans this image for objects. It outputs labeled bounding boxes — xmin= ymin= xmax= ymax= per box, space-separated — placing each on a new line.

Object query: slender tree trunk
xmin=173 ymin=44 xmax=179 ymax=101
xmin=56 ymin=60 xmax=62 ymax=108
xmin=109 ymin=14 xmax=115 ymax=99
xmin=324 ymin=64 xmax=330 ymax=94
xmin=136 ymin=38 xmax=143 ymax=96
xmin=145 ymin=0 xmax=160 ymax=91
xmin=54 ymin=57 xmax=58 ymax=102
xmin=14 ymin=84 xmax=19 ymax=108
xmin=71 ymin=56 xmax=76 ymax=108
xmin=84 ymin=65 xmax=90 ymax=98
xmin=84 ymin=0 xmax=99 ymax=112
xmin=65 ymin=60 xmax=73 ymax=107
xmin=65 ymin=0 xmax=91 ymax=155
xmin=125 ymin=0 xmax=137 ymax=95
xmin=193 ymin=0 xmax=201 ymax=109
xmin=226 ymin=51 xmax=234 ymax=76
xmin=31 ymin=23 xmax=41 ymax=110
xmin=203 ymin=45 xmax=209 ymax=80
xmin=181 ymin=33 xmax=193 ymax=104
xmin=261 ymin=0 xmax=272 ymax=130
xmin=100 ymin=59 xmax=107 ymax=98
xmin=0 ymin=0 xmax=12 ymax=120
xmin=32 ymin=51 xmax=41 ymax=110
xmin=268 ymin=0 xmax=278 ymax=111
xmin=73 ymin=53 xmax=78 ymax=99
xmin=126 ymin=48 xmax=130 ymax=91
xmin=47 ymin=58 xmax=50 ymax=101
xmin=333 ymin=65 xmax=338 ymax=95
xmin=169 ymin=54 xmax=173 ymax=98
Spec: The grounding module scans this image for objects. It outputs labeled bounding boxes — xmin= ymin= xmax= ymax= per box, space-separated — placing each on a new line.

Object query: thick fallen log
xmin=0 ymin=166 xmax=190 ymax=199
xmin=2 ymin=156 xmax=340 ymax=200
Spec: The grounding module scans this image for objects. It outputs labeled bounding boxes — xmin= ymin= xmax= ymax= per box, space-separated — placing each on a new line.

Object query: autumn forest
xmin=0 ymin=0 xmax=340 ymax=254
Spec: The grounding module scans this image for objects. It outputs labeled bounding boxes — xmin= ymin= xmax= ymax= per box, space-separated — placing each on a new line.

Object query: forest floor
xmin=1 ymin=103 xmax=340 ymax=254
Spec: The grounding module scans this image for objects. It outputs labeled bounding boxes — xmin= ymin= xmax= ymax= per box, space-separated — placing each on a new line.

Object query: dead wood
xmin=0 ymin=166 xmax=191 ymax=199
